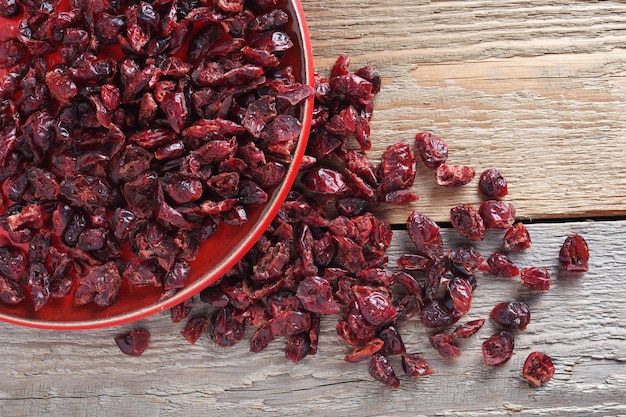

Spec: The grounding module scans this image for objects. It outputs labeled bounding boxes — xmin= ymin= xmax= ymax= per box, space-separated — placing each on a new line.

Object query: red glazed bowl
xmin=0 ymin=0 xmax=314 ymax=329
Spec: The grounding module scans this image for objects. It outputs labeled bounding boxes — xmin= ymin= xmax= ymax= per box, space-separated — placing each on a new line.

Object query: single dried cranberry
xmin=344 ymin=338 xmax=384 ymax=363
xmin=482 ymin=331 xmax=515 ymax=366
xmin=490 ymin=301 xmax=531 ymax=331
xmin=115 ymin=329 xmax=151 ymax=356
xmin=487 ymin=251 xmax=520 ymax=277
xmin=521 ymin=267 xmax=552 ymax=291
xmin=170 ymin=298 xmax=194 ymax=323
xmin=269 ymin=311 xmax=311 ymax=337
xmin=429 ymin=333 xmax=461 ymax=358
xmin=212 ymin=307 xmax=245 ymax=347
xmin=503 ymin=223 xmax=532 ymax=251
xmin=368 ymin=353 xmax=400 ymax=388
xmin=522 ymin=351 xmax=555 ymax=387
xmin=450 ymin=204 xmax=485 ymax=241
xmin=451 ymin=318 xmax=485 ymax=339
xmin=301 ymin=167 xmax=350 ymax=195
xmin=479 ymin=200 xmax=516 ymax=229
xmin=296 ymin=276 xmax=341 ymax=315
xmin=285 ymin=333 xmax=311 ymax=362
xmin=0 ymin=39 xmax=26 ymax=69
xmin=181 ymin=315 xmax=209 ymax=344
xmin=415 ymin=131 xmax=448 ymax=169
xmin=435 ymin=164 xmax=475 ymax=187
xmin=449 ymin=246 xmax=489 ymax=275
xmin=401 ymin=353 xmax=434 ymax=378
xmin=559 ymin=234 xmax=589 ymax=272
xmin=379 ymin=326 xmax=406 ymax=355
xmin=406 ymin=211 xmax=444 ymax=258
xmin=357 ymin=291 xmax=397 ymax=327
xmin=478 ymin=168 xmax=508 ymax=198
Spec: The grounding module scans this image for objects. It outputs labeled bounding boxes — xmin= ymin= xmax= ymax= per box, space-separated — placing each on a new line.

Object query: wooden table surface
xmin=2 ymin=1 xmax=626 ymax=416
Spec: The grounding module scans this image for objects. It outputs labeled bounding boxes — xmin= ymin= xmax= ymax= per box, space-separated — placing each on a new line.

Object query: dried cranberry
xmin=522 ymin=351 xmax=555 ymax=387
xmin=115 ymin=329 xmax=151 ymax=356
xmin=449 ymin=246 xmax=489 ymax=275
xmin=285 ymin=333 xmax=311 ymax=362
xmin=479 ymin=200 xmax=516 ymax=229
xmin=407 ymin=211 xmax=444 ymax=258
xmin=520 ymin=267 xmax=552 ymax=291
xmin=450 ymin=204 xmax=485 ymax=241
xmin=451 ymin=318 xmax=485 ymax=339
xmin=379 ymin=326 xmax=406 ymax=355
xmin=482 ymin=331 xmax=515 ymax=366
xmin=357 ymin=291 xmax=397 ymax=327
xmin=429 ymin=333 xmax=461 ymax=358
xmin=559 ymin=234 xmax=589 ymax=272
xmin=503 ymin=223 xmax=532 ymax=251
xmin=478 ymin=168 xmax=508 ymax=198
xmin=401 ymin=353 xmax=434 ymax=378
xmin=181 ymin=315 xmax=209 ymax=344
xmin=368 ymin=353 xmax=400 ymax=388
xmin=490 ymin=301 xmax=531 ymax=331
xmin=344 ymin=338 xmax=384 ymax=363
xmin=296 ymin=276 xmax=340 ymax=315
xmin=435 ymin=164 xmax=475 ymax=187
xmin=415 ymin=131 xmax=448 ymax=169
xmin=487 ymin=251 xmax=520 ymax=277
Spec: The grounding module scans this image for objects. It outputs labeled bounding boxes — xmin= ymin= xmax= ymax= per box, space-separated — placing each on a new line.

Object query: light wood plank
xmin=302 ymin=0 xmax=626 ymax=223
xmin=0 ymin=220 xmax=624 ymax=416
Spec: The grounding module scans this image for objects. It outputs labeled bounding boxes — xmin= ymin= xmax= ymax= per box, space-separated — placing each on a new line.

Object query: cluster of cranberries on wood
xmin=0 ymin=0 xmax=315 ymax=311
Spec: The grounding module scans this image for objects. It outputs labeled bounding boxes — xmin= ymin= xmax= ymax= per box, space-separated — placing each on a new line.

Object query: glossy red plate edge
xmin=0 ymin=0 xmax=315 ymax=330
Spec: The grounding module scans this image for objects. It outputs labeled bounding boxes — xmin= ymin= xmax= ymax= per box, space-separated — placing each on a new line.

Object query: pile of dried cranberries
xmin=114 ymin=55 xmax=590 ymax=390
xmin=0 ymin=0 xmax=313 ymax=310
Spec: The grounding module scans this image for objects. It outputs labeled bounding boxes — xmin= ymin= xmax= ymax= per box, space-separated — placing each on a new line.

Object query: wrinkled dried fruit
xmin=487 ymin=251 xmax=520 ymax=277
xmin=522 ymin=351 xmax=555 ymax=387
xmin=479 ymin=200 xmax=516 ymax=229
xmin=490 ymin=301 xmax=531 ymax=331
xmin=504 ymin=223 xmax=532 ymax=251
xmin=521 ymin=267 xmax=552 ymax=291
xmin=450 ymin=204 xmax=485 ymax=241
xmin=181 ymin=315 xmax=210 ymax=344
xmin=115 ymin=329 xmax=151 ymax=356
xmin=369 ymin=353 xmax=400 ymax=388
xmin=451 ymin=319 xmax=485 ymax=339
xmin=482 ymin=331 xmax=515 ymax=366
xmin=429 ymin=333 xmax=461 ymax=358
xmin=401 ymin=353 xmax=434 ymax=378
xmin=479 ymin=168 xmax=508 ymax=198
xmin=415 ymin=132 xmax=448 ymax=169
xmin=435 ymin=164 xmax=475 ymax=187
xmin=559 ymin=234 xmax=589 ymax=272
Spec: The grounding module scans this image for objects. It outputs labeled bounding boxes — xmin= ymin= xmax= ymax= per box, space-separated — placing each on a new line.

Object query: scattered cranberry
xmin=429 ymin=333 xmax=461 ymax=358
xmin=435 ymin=164 xmax=475 ymax=187
xmin=521 ymin=267 xmax=552 ymax=291
xmin=478 ymin=168 xmax=508 ymax=198
xmin=401 ymin=353 xmax=434 ymax=378
xmin=482 ymin=331 xmax=515 ymax=367
xmin=181 ymin=315 xmax=209 ymax=345
xmin=450 ymin=204 xmax=485 ymax=241
xmin=487 ymin=251 xmax=520 ymax=277
xmin=559 ymin=234 xmax=589 ymax=272
xmin=115 ymin=329 xmax=151 ymax=356
xmin=522 ymin=351 xmax=555 ymax=387
xmin=369 ymin=353 xmax=400 ymax=388
xmin=490 ymin=301 xmax=531 ymax=331
xmin=451 ymin=319 xmax=485 ymax=339
xmin=415 ymin=132 xmax=448 ymax=169
xmin=503 ymin=223 xmax=532 ymax=251
xmin=479 ymin=200 xmax=516 ymax=229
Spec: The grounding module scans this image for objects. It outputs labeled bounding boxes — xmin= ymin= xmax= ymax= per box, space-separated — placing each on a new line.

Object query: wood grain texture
xmin=1 ymin=221 xmax=624 ymax=416
xmin=302 ymin=0 xmax=626 ymax=223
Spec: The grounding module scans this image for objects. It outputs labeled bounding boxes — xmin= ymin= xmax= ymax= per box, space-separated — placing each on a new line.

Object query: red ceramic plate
xmin=0 ymin=0 xmax=314 ymax=329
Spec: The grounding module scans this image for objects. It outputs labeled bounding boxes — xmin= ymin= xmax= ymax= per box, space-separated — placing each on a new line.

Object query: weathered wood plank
xmin=301 ymin=0 xmax=626 ymax=223
xmin=0 ymin=220 xmax=624 ymax=416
